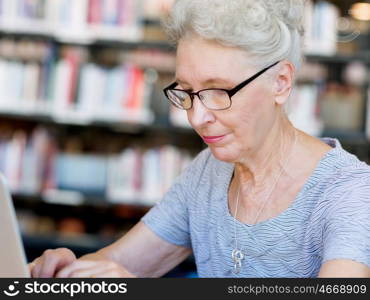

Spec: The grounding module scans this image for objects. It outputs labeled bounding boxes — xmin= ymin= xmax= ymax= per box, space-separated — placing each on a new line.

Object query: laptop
xmin=0 ymin=174 xmax=30 ymax=277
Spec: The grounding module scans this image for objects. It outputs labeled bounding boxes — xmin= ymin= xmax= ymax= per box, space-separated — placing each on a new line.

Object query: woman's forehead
xmin=175 ymin=39 xmax=254 ymax=86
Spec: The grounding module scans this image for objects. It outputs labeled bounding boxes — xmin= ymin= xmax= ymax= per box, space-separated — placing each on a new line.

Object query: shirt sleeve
xmin=141 ymin=148 xmax=210 ymax=248
xmin=322 ymin=169 xmax=370 ymax=268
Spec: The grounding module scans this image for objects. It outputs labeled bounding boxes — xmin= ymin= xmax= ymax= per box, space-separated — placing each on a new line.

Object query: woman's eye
xmin=178 ymin=85 xmax=192 ymax=91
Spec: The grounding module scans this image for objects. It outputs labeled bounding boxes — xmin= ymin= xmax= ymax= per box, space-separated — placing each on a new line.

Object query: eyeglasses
xmin=163 ymin=61 xmax=280 ymax=111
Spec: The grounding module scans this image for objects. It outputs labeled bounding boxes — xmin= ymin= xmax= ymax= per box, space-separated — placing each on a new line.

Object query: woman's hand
xmin=28 ymin=248 xmax=77 ymax=278
xmin=29 ymin=248 xmax=135 ymax=278
xmin=55 ymin=259 xmax=136 ymax=278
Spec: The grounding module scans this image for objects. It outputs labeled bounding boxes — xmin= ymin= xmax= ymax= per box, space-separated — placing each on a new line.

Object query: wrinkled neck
xmin=234 ymin=115 xmax=297 ymax=195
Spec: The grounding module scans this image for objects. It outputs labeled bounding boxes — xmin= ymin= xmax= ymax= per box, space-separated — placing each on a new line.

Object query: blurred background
xmin=0 ymin=0 xmax=368 ymax=277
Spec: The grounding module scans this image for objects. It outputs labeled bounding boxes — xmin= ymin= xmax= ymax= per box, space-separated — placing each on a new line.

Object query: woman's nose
xmin=187 ymin=95 xmax=215 ymax=127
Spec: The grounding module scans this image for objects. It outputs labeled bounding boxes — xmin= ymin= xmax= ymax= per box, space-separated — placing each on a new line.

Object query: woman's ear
xmin=273 ymin=60 xmax=295 ymax=106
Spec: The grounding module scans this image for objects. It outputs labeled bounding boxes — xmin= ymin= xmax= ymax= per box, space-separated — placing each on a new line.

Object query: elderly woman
xmin=30 ymin=0 xmax=370 ymax=278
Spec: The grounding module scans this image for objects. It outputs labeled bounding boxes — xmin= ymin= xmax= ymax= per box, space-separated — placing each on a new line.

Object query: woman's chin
xmin=209 ymin=147 xmax=236 ymax=163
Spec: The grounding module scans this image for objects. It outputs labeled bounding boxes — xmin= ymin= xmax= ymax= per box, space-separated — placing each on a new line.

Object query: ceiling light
xmin=350 ymin=2 xmax=370 ymax=21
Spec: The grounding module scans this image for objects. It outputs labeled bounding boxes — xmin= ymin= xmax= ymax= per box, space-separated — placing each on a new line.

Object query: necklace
xmin=231 ymin=129 xmax=298 ymax=274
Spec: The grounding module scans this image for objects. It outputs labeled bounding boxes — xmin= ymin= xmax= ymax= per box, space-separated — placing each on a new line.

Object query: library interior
xmin=0 ymin=0 xmax=369 ymax=277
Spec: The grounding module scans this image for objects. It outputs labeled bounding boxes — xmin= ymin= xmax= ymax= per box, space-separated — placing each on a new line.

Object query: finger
xmin=93 ymin=267 xmax=136 ymax=278
xmin=28 ymin=259 xmax=40 ymax=277
xmin=28 ymin=261 xmax=36 ymax=273
xmin=87 ymin=262 xmax=136 ymax=278
xmin=91 ymin=270 xmax=119 ymax=278
xmin=58 ymin=261 xmax=136 ymax=278
xmin=39 ymin=249 xmax=76 ymax=278
xmin=56 ymin=260 xmax=100 ymax=278
xmin=65 ymin=265 xmax=109 ymax=278
xmin=30 ymin=257 xmax=44 ymax=278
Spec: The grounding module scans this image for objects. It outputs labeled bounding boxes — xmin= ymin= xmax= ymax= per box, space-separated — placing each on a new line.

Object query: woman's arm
xmin=30 ymin=221 xmax=192 ymax=278
xmin=318 ymin=260 xmax=370 ymax=278
xmin=82 ymin=221 xmax=192 ymax=277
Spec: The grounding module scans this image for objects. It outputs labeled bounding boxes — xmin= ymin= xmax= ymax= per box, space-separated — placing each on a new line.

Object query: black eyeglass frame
xmin=163 ymin=61 xmax=280 ymax=111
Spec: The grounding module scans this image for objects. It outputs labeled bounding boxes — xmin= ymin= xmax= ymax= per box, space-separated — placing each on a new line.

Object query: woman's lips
xmin=202 ymin=135 xmax=226 ymax=144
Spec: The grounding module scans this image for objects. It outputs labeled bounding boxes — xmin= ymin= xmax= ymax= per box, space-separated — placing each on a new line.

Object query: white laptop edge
xmin=0 ymin=173 xmax=30 ymax=277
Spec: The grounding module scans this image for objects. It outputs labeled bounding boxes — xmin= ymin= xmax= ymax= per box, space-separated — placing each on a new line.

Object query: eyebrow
xmin=175 ymin=77 xmax=233 ymax=86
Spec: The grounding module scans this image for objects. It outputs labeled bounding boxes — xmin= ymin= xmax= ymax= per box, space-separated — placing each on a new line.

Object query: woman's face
xmin=176 ymin=35 xmax=281 ymax=163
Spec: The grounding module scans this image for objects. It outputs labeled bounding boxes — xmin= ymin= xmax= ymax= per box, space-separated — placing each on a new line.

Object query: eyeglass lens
xmin=168 ymin=89 xmax=230 ymax=110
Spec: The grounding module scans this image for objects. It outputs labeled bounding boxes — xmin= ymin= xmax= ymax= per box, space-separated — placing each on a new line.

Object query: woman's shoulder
xmin=317 ymin=138 xmax=370 ymax=183
xmin=312 ymin=138 xmax=370 ymax=205
xmin=325 ymin=141 xmax=370 ymax=191
xmin=321 ymin=159 xmax=370 ymax=209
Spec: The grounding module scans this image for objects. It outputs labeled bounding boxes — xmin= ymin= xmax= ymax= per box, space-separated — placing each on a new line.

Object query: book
xmin=304 ymin=0 xmax=339 ymax=56
xmin=365 ymin=87 xmax=370 ymax=141
xmin=0 ymin=59 xmax=8 ymax=108
xmin=125 ymin=65 xmax=144 ymax=111
xmin=87 ymin=0 xmax=102 ymax=25
xmin=107 ymin=147 xmax=141 ymax=203
xmin=52 ymin=58 xmax=71 ymax=112
xmin=140 ymin=148 xmax=161 ymax=204
xmin=288 ymin=84 xmax=324 ymax=137
xmin=101 ymin=0 xmax=120 ymax=25
xmin=22 ymin=62 xmax=40 ymax=107
xmin=0 ymin=34 xmax=158 ymax=124
xmin=319 ymin=83 xmax=364 ymax=131
xmin=3 ymin=130 xmax=27 ymax=191
xmin=7 ymin=61 xmax=24 ymax=107
xmin=55 ymin=153 xmax=108 ymax=196
xmin=0 ymin=0 xmax=145 ymax=41
xmin=0 ymin=126 xmax=195 ymax=205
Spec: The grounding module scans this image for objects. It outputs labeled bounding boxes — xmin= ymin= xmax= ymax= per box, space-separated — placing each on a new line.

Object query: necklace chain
xmin=232 ymin=130 xmax=298 ymax=275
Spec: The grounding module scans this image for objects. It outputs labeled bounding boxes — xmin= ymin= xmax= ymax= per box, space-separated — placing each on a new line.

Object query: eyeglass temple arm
xmin=228 ymin=61 xmax=280 ymax=97
xmin=164 ymin=82 xmax=178 ymax=91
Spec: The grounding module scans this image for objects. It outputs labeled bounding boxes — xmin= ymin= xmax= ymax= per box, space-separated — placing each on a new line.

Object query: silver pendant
xmin=231 ymin=249 xmax=244 ymax=274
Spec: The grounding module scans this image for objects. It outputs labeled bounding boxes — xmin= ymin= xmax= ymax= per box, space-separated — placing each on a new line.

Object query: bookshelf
xmin=0 ymin=0 xmax=368 ymax=277
xmin=306 ymin=53 xmax=370 ymax=64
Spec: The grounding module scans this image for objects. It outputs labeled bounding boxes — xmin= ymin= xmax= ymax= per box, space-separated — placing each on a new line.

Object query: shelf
xmin=0 ymin=27 xmax=174 ymax=51
xmin=12 ymin=191 xmax=153 ymax=212
xmin=306 ymin=52 xmax=370 ymax=64
xmin=0 ymin=105 xmax=153 ymax=124
xmin=93 ymin=39 xmax=175 ymax=51
xmin=2 ymin=27 xmax=366 ymax=60
xmin=0 ymin=21 xmax=143 ymax=42
xmin=0 ymin=107 xmax=197 ymax=136
xmin=3 ymin=26 xmax=369 ymax=61
xmin=23 ymin=233 xmax=115 ymax=254
xmin=0 ymin=107 xmax=154 ymax=132
xmin=13 ymin=192 xmax=151 ymax=235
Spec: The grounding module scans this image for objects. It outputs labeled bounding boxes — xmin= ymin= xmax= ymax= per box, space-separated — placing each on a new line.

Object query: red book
xmin=66 ymin=50 xmax=81 ymax=106
xmin=87 ymin=0 xmax=102 ymax=25
xmin=125 ymin=66 xmax=144 ymax=111
xmin=42 ymin=138 xmax=58 ymax=191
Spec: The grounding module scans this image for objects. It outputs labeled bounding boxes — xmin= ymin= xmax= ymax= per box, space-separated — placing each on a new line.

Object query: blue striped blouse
xmin=141 ymin=138 xmax=370 ymax=277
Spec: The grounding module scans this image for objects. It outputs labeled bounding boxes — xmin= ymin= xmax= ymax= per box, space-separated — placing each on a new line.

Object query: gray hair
xmin=163 ymin=0 xmax=306 ymax=71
